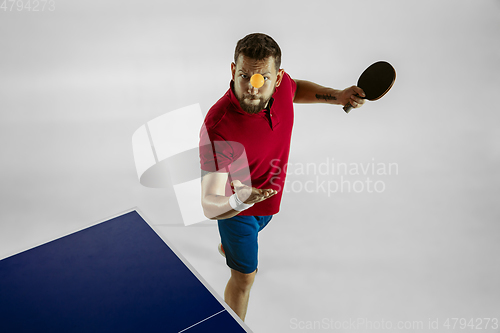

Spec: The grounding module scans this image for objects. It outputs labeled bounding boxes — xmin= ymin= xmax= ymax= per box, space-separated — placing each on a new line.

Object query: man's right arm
xmin=201 ymin=171 xmax=239 ymax=220
xmin=201 ymin=170 xmax=278 ymax=220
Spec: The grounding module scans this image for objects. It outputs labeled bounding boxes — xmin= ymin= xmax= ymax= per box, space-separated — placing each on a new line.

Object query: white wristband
xmin=228 ymin=193 xmax=254 ymax=211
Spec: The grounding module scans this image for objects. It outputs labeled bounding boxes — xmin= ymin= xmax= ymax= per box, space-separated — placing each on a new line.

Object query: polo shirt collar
xmin=229 ymin=80 xmax=274 ymax=115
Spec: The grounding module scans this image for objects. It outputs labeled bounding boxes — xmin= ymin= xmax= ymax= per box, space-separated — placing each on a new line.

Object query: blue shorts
xmin=217 ymin=215 xmax=273 ymax=274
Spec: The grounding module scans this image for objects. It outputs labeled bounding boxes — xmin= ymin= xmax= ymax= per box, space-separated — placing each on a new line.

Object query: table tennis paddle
xmin=343 ymin=61 xmax=396 ymax=113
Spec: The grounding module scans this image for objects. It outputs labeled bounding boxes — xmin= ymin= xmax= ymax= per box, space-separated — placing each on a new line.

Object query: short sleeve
xmin=287 ymin=72 xmax=297 ymax=98
xmin=199 ymin=126 xmax=233 ymax=173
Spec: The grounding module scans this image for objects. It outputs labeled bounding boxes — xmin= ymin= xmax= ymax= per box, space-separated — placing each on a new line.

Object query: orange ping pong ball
xmin=250 ymin=74 xmax=265 ymax=88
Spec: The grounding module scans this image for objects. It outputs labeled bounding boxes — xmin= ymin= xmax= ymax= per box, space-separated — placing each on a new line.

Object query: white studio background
xmin=1 ymin=1 xmax=499 ymax=332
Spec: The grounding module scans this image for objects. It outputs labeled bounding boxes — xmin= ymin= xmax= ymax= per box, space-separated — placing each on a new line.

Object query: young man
xmin=199 ymin=33 xmax=365 ymax=321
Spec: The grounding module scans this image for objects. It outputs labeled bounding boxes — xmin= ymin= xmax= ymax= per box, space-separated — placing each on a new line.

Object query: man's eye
xmin=241 ymin=74 xmax=248 ymax=79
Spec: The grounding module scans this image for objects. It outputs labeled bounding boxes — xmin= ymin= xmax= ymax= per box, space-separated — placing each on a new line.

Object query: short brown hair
xmin=234 ymin=33 xmax=281 ymax=72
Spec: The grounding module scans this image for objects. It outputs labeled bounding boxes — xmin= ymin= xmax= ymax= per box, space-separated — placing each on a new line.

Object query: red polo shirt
xmin=199 ymin=72 xmax=296 ymax=216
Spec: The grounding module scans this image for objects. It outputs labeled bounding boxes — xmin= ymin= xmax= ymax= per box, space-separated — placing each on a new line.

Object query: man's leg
xmin=224 ymin=268 xmax=257 ymax=321
xmin=217 ymin=215 xmax=273 ymax=321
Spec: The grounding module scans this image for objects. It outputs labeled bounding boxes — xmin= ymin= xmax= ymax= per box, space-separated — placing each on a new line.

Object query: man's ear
xmin=231 ymin=62 xmax=236 ymax=81
xmin=275 ymin=68 xmax=285 ymax=87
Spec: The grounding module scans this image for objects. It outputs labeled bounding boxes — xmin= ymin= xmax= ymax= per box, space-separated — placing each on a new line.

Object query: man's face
xmin=231 ymin=55 xmax=284 ymax=114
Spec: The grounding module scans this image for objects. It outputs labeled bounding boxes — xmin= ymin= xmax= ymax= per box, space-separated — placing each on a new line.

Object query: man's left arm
xmin=293 ymin=79 xmax=366 ymax=109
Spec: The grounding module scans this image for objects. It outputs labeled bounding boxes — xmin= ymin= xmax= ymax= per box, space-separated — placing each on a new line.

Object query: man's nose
xmin=248 ymin=84 xmax=259 ymax=95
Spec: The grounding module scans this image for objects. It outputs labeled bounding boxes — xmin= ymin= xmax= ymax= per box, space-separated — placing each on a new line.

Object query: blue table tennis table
xmin=0 ymin=208 xmax=252 ymax=332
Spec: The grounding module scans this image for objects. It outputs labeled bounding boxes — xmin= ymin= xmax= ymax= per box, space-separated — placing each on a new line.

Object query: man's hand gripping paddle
xmin=343 ymin=61 xmax=396 ymax=113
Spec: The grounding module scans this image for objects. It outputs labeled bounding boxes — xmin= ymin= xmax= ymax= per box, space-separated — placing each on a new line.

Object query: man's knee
xmin=231 ymin=269 xmax=256 ymax=292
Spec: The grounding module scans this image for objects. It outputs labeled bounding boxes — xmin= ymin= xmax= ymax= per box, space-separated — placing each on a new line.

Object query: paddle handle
xmin=343 ymin=103 xmax=353 ymax=113
xmin=343 ymin=92 xmax=361 ymax=113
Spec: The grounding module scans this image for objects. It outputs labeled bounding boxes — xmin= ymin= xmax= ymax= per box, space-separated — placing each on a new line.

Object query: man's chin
xmin=242 ymin=105 xmax=264 ymax=114
xmin=240 ymin=99 xmax=265 ymax=114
